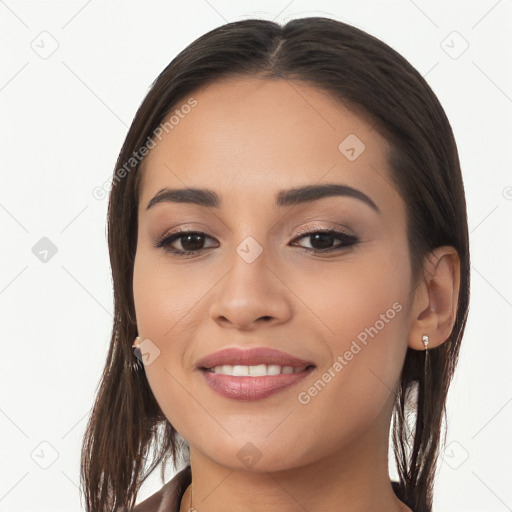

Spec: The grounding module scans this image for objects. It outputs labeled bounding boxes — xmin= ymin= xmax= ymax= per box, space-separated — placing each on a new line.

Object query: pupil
xmin=311 ymin=233 xmax=333 ymax=249
xmin=182 ymin=234 xmax=203 ymax=251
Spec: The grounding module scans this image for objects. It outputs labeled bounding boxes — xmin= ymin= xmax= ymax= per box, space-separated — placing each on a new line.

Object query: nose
xmin=208 ymin=243 xmax=293 ymax=331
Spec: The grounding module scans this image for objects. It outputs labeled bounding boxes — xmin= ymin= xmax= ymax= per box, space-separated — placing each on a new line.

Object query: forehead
xmin=138 ymin=77 xmax=397 ymax=211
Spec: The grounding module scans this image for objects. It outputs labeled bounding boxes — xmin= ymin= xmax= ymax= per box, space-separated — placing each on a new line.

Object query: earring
xmin=132 ymin=336 xmax=144 ymax=370
xmin=420 ymin=335 xmax=430 ymax=429
xmin=422 ymin=335 xmax=429 ymax=378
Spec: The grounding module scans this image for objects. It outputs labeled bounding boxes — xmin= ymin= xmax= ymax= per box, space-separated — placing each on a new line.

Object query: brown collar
xmin=132 ymin=465 xmax=191 ymax=512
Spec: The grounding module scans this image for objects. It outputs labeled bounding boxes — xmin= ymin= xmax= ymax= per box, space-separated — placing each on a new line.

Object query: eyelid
xmin=157 ymin=222 xmax=355 ymax=243
xmin=154 ymin=224 xmax=359 ymax=259
xmin=292 ymin=222 xmax=355 ymax=238
xmin=156 ymin=225 xmax=207 ymax=241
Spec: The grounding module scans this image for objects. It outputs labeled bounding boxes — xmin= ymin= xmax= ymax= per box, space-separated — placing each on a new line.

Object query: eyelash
xmin=153 ymin=227 xmax=359 ymax=258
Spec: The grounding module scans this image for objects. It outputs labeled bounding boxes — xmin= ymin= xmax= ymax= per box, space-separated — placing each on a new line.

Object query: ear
xmin=408 ymin=246 xmax=461 ymax=350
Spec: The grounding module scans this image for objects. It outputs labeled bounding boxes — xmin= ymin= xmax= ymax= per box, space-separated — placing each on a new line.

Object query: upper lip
xmin=196 ymin=347 xmax=315 ymax=369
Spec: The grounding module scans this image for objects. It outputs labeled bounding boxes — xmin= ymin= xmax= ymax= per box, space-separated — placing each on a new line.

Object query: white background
xmin=1 ymin=1 xmax=511 ymax=511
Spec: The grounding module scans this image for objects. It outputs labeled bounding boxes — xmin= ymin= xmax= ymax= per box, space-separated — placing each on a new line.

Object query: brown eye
xmin=175 ymin=233 xmax=206 ymax=252
xmin=291 ymin=230 xmax=358 ymax=253
xmin=155 ymin=231 xmax=218 ymax=256
xmin=154 ymin=228 xmax=358 ymax=258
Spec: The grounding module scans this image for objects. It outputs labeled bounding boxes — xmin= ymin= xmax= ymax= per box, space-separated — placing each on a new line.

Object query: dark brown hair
xmin=80 ymin=17 xmax=470 ymax=512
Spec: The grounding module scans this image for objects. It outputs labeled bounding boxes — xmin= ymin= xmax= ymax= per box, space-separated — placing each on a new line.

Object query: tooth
xmin=266 ymin=364 xmax=281 ymax=376
xmin=232 ymin=365 xmax=249 ymax=376
xmin=249 ymin=364 xmax=267 ymax=376
xmin=209 ymin=364 xmax=308 ymax=376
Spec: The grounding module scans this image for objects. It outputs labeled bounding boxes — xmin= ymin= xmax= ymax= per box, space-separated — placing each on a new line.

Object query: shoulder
xmin=131 ymin=465 xmax=191 ymax=512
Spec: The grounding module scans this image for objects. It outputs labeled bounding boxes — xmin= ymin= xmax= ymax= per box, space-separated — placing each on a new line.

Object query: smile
xmin=205 ymin=364 xmax=309 ymax=376
xmin=199 ymin=365 xmax=315 ymax=401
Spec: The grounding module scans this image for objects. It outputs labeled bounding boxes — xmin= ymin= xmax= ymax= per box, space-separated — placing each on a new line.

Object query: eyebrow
xmin=146 ymin=183 xmax=380 ymax=213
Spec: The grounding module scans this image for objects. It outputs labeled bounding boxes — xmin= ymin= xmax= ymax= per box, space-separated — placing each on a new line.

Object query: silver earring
xmin=422 ymin=335 xmax=429 ymax=377
xmin=420 ymin=335 xmax=431 ymax=429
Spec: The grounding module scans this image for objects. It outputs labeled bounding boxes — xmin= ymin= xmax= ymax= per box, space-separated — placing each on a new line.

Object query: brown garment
xmin=132 ymin=465 xmax=191 ymax=512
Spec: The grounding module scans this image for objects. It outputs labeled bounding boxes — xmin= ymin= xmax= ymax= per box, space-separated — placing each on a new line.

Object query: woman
xmin=80 ymin=17 xmax=470 ymax=512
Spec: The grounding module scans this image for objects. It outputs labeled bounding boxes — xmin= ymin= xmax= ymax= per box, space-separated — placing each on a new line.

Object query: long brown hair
xmin=80 ymin=17 xmax=470 ymax=512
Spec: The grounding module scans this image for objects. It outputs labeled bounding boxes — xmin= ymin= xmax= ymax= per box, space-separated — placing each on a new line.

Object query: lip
xmin=195 ymin=347 xmax=315 ymax=370
xmin=200 ymin=366 xmax=316 ymax=401
xmin=196 ymin=347 xmax=316 ymax=401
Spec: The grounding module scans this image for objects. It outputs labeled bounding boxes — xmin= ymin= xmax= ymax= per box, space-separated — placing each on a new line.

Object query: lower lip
xmin=199 ymin=367 xmax=315 ymax=401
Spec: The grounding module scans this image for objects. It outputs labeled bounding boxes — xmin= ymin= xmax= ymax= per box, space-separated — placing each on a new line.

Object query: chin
xmin=195 ymin=432 xmax=309 ymax=472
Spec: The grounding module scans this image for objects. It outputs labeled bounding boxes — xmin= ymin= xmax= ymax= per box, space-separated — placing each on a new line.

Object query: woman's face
xmin=133 ymin=77 xmax=416 ymax=471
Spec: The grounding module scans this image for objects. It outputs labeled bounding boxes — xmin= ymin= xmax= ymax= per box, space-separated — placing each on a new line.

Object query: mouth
xmin=198 ymin=364 xmax=316 ymax=401
xmin=195 ymin=346 xmax=316 ymax=401
xmin=201 ymin=363 xmax=315 ymax=376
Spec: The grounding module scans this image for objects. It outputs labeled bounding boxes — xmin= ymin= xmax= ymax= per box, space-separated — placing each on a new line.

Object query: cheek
xmin=291 ymin=244 xmax=411 ymax=349
xmin=132 ymin=249 xmax=218 ymax=437
xmin=133 ymin=247 xmax=212 ymax=340
xmin=290 ymin=248 xmax=411 ymax=422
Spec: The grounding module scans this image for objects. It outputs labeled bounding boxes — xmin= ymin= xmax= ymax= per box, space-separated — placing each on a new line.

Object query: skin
xmin=132 ymin=77 xmax=460 ymax=512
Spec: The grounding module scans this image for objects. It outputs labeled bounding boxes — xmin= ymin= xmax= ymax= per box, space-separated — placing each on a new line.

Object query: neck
xmin=179 ymin=410 xmax=411 ymax=512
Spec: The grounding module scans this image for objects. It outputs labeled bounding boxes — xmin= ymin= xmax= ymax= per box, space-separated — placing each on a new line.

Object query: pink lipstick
xmin=196 ymin=347 xmax=316 ymax=401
